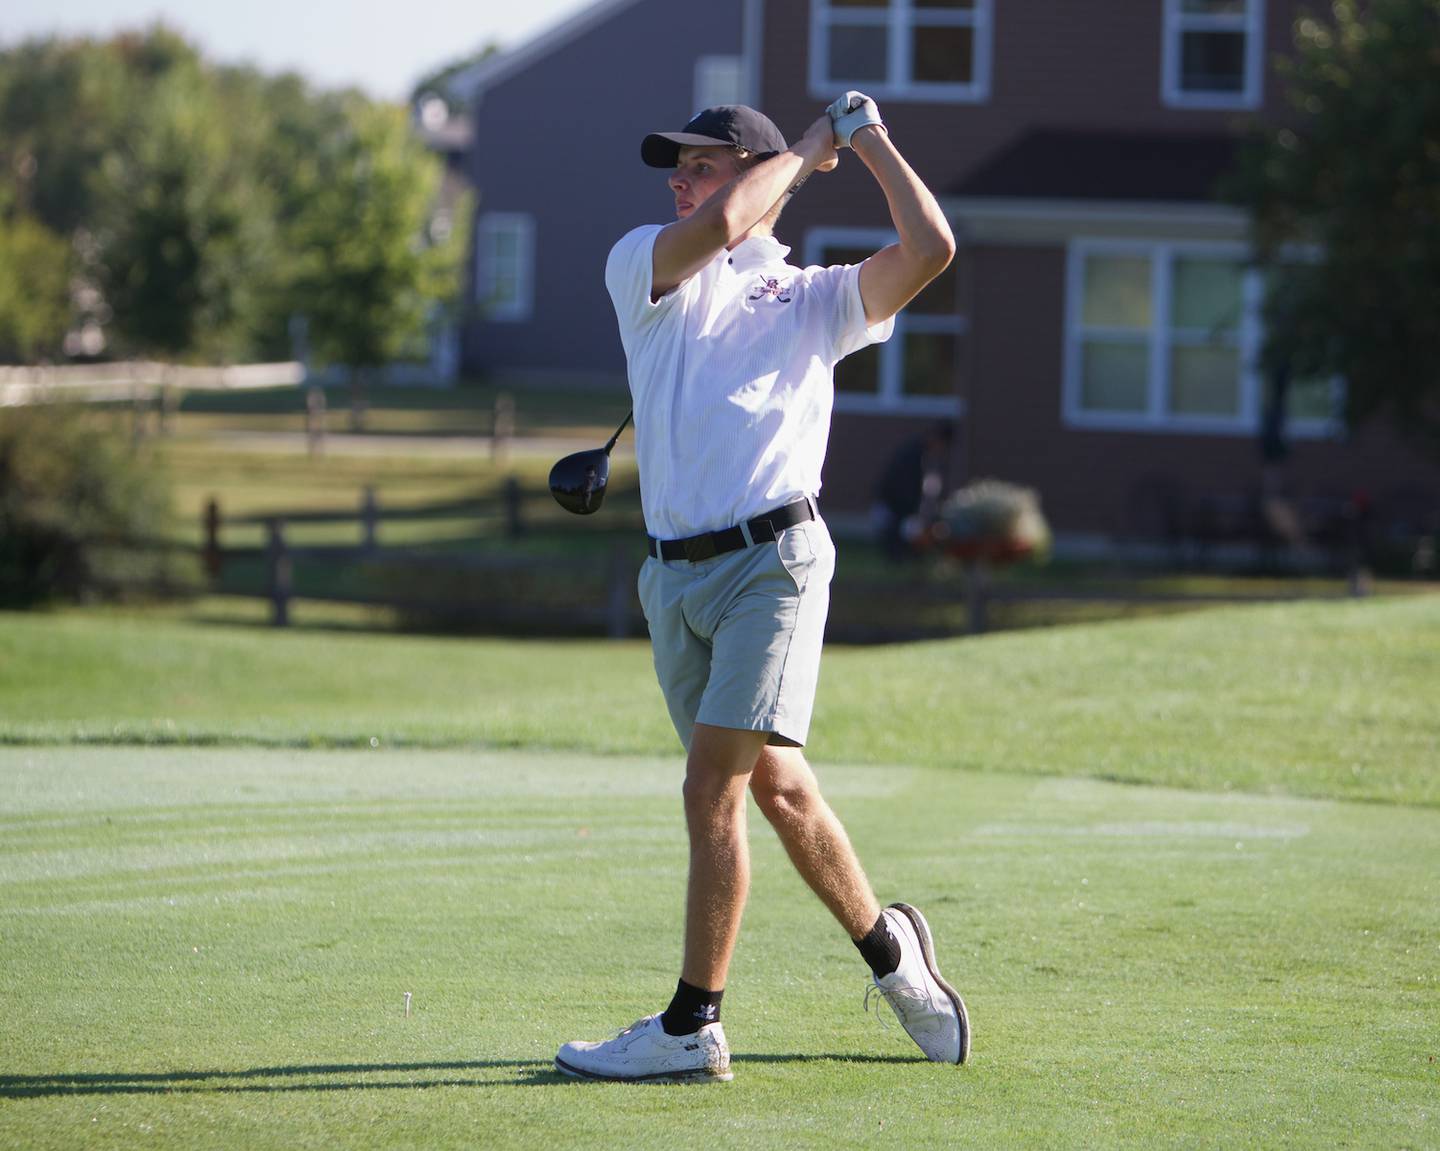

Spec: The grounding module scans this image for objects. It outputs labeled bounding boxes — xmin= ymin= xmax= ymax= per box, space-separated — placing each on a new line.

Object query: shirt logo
xmin=748 ymin=276 xmax=793 ymax=303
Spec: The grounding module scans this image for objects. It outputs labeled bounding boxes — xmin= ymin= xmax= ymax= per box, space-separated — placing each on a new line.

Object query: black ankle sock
xmin=660 ymin=978 xmax=724 ymax=1036
xmin=854 ymin=912 xmax=902 ymax=979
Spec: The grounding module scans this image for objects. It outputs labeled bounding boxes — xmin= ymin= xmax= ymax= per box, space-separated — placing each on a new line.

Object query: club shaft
xmin=603 ymin=410 xmax=633 ymax=455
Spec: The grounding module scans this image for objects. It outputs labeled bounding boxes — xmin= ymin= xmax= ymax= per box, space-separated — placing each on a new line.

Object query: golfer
xmin=555 ymin=96 xmax=968 ymax=1082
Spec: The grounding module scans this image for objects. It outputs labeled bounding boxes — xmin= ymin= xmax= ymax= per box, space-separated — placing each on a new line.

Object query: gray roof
xmin=953 ymin=129 xmax=1241 ymax=203
xmin=445 ymin=0 xmax=647 ymax=105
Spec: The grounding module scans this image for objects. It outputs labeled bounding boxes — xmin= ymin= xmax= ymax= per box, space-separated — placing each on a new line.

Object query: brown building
xmin=757 ymin=0 xmax=1439 ymax=553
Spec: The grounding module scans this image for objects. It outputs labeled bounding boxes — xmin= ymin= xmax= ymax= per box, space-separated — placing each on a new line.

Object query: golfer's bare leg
xmin=681 ymin=722 xmax=770 ymax=990
xmin=750 ymin=745 xmax=881 ymax=939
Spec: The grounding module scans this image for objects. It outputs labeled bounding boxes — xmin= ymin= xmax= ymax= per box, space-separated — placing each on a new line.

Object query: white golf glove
xmin=828 ymin=91 xmax=886 ymax=148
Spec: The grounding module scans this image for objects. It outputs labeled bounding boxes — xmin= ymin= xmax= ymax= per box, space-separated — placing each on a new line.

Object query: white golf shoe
xmin=867 ymin=902 xmax=970 ymax=1064
xmin=554 ymin=1013 xmax=733 ymax=1083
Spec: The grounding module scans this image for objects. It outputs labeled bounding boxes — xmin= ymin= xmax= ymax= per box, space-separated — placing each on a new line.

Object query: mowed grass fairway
xmin=1 ymin=597 xmax=1438 ymax=1148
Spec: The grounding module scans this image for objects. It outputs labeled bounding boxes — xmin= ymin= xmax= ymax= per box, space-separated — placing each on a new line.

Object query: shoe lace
xmin=862 ymin=981 xmax=894 ymax=1030
xmin=863 ymin=979 xmax=937 ymax=1033
xmin=606 ymin=1016 xmax=655 ymax=1050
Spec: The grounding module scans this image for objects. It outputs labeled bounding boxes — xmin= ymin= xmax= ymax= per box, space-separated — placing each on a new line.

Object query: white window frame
xmin=806 ymin=226 xmax=965 ymax=416
xmin=694 ymin=55 xmax=746 ymax=113
xmin=809 ymin=0 xmax=993 ymax=104
xmin=1062 ymin=238 xmax=1338 ymax=438
xmin=1162 ymin=0 xmax=1265 ymax=110
xmin=476 ymin=212 xmax=535 ymax=323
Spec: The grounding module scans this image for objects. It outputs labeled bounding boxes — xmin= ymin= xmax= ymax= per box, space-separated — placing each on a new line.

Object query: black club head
xmin=549 ymin=448 xmax=612 ymax=515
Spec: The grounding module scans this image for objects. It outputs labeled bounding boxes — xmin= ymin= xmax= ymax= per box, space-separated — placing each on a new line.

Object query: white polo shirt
xmin=606 ymin=224 xmax=894 ymax=540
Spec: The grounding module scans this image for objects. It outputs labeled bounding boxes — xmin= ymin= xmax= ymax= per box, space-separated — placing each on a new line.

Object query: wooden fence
xmin=0 ymin=361 xmax=306 ymax=407
xmin=197 ymin=485 xmax=1385 ymax=643
xmin=204 ymin=485 xmax=646 ymax=639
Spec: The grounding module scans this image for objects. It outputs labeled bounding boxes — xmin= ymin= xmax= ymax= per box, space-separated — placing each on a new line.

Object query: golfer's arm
xmin=650 ymin=150 xmax=812 ymax=300
xmin=853 ymin=127 xmax=955 ymax=326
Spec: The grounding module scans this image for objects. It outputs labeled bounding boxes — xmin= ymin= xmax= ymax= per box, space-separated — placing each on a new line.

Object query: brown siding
xmin=822 ymin=414 xmax=943 ymax=511
xmin=764 ymin=0 xmax=1304 ymax=202
xmin=768 ymin=1 xmax=1440 ymax=538
xmin=829 ymin=238 xmax=1440 ymax=536
xmin=964 ymin=245 xmax=1440 ymax=538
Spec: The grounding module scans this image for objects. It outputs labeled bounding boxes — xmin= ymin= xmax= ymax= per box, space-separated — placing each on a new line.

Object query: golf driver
xmin=549 ymin=410 xmax=633 ymax=514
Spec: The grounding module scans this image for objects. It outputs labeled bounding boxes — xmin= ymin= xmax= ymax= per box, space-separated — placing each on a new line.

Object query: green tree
xmin=94 ymin=58 xmax=271 ymax=361
xmin=1232 ymin=0 xmax=1440 ymax=455
xmin=0 ymin=33 xmax=137 ymax=360
xmin=289 ymin=100 xmax=470 ymax=422
xmin=0 ymin=26 xmax=467 ymax=374
xmin=0 ymin=215 xmax=72 ymax=362
xmin=0 ymin=26 xmax=271 ymax=362
xmin=234 ymin=71 xmax=355 ymax=361
xmin=0 ymin=34 xmax=135 ymax=234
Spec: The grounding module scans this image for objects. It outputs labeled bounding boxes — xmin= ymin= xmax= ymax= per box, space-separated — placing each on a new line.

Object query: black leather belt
xmin=647 ymin=497 xmax=816 ymax=562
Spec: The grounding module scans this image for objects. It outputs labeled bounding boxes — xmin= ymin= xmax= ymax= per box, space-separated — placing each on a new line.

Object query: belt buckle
xmin=682 ymin=535 xmax=717 ymax=563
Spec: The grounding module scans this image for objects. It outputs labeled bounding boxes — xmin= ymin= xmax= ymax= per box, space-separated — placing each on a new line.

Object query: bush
xmin=0 ymin=215 xmax=73 ymax=362
xmin=933 ymin=478 xmax=1053 ymax=563
xmin=0 ymin=404 xmax=185 ymax=605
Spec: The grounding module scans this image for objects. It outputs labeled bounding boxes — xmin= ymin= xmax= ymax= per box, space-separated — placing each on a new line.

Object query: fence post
xmin=131 ymin=385 xmax=150 ymax=442
xmin=606 ymin=545 xmax=632 ymax=640
xmin=267 ymin=518 xmax=292 ymax=628
xmin=492 ymin=391 xmax=515 ymax=463
xmin=361 ymin=486 xmax=379 ymax=553
xmin=305 ymin=385 xmax=327 ymax=457
xmin=965 ymin=559 xmax=989 ymax=635
xmin=158 ymin=384 xmax=179 ymax=436
xmin=504 ymin=476 xmax=524 ymax=538
xmin=1345 ymin=495 xmax=1373 ymax=598
xmin=203 ymin=498 xmax=223 ymax=580
xmin=348 ymin=369 xmax=368 ymax=432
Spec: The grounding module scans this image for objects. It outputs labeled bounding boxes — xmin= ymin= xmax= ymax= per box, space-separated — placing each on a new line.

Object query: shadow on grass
xmin=0 ymin=1053 xmax=923 ymax=1097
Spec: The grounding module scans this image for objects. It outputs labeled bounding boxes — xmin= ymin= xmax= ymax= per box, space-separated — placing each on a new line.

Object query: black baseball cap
xmin=641 ymin=105 xmax=787 ymax=168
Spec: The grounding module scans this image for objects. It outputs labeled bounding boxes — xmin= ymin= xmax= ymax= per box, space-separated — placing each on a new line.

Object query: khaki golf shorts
xmin=637 ymin=517 xmax=836 ymax=751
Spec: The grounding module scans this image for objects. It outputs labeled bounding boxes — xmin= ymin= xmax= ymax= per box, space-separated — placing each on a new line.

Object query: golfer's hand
xmin=828 ymin=91 xmax=886 ymax=149
xmin=795 ymin=114 xmax=839 ymax=173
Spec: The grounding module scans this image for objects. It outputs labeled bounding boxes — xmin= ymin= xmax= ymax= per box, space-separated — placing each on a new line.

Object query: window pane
xmin=695 ymin=56 xmax=745 ymax=110
xmin=903 ymin=331 xmax=958 ymax=396
xmin=1083 ymin=255 xmax=1151 ymax=328
xmin=1080 ymin=342 xmax=1149 ymax=412
xmin=915 ymin=0 xmax=974 ymax=9
xmin=1170 ymin=346 xmax=1240 ymax=415
xmin=829 ymin=26 xmax=889 ymax=81
xmin=490 ymin=231 xmax=518 ymax=260
xmin=1289 ymin=376 xmax=1336 ymax=421
xmin=910 ymin=266 xmax=957 ymax=314
xmin=836 ymin=343 xmax=881 ymax=394
xmin=1171 ymin=257 xmax=1242 ymax=330
xmin=1182 ymin=0 xmax=1247 ymax=14
xmin=912 ymin=25 xmax=974 ymax=84
xmin=821 ymin=246 xmax=874 ymax=268
xmin=484 ymin=275 xmax=519 ymax=312
xmin=1180 ymin=31 xmax=1245 ymax=92
xmin=831 ymin=0 xmax=888 ymax=7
